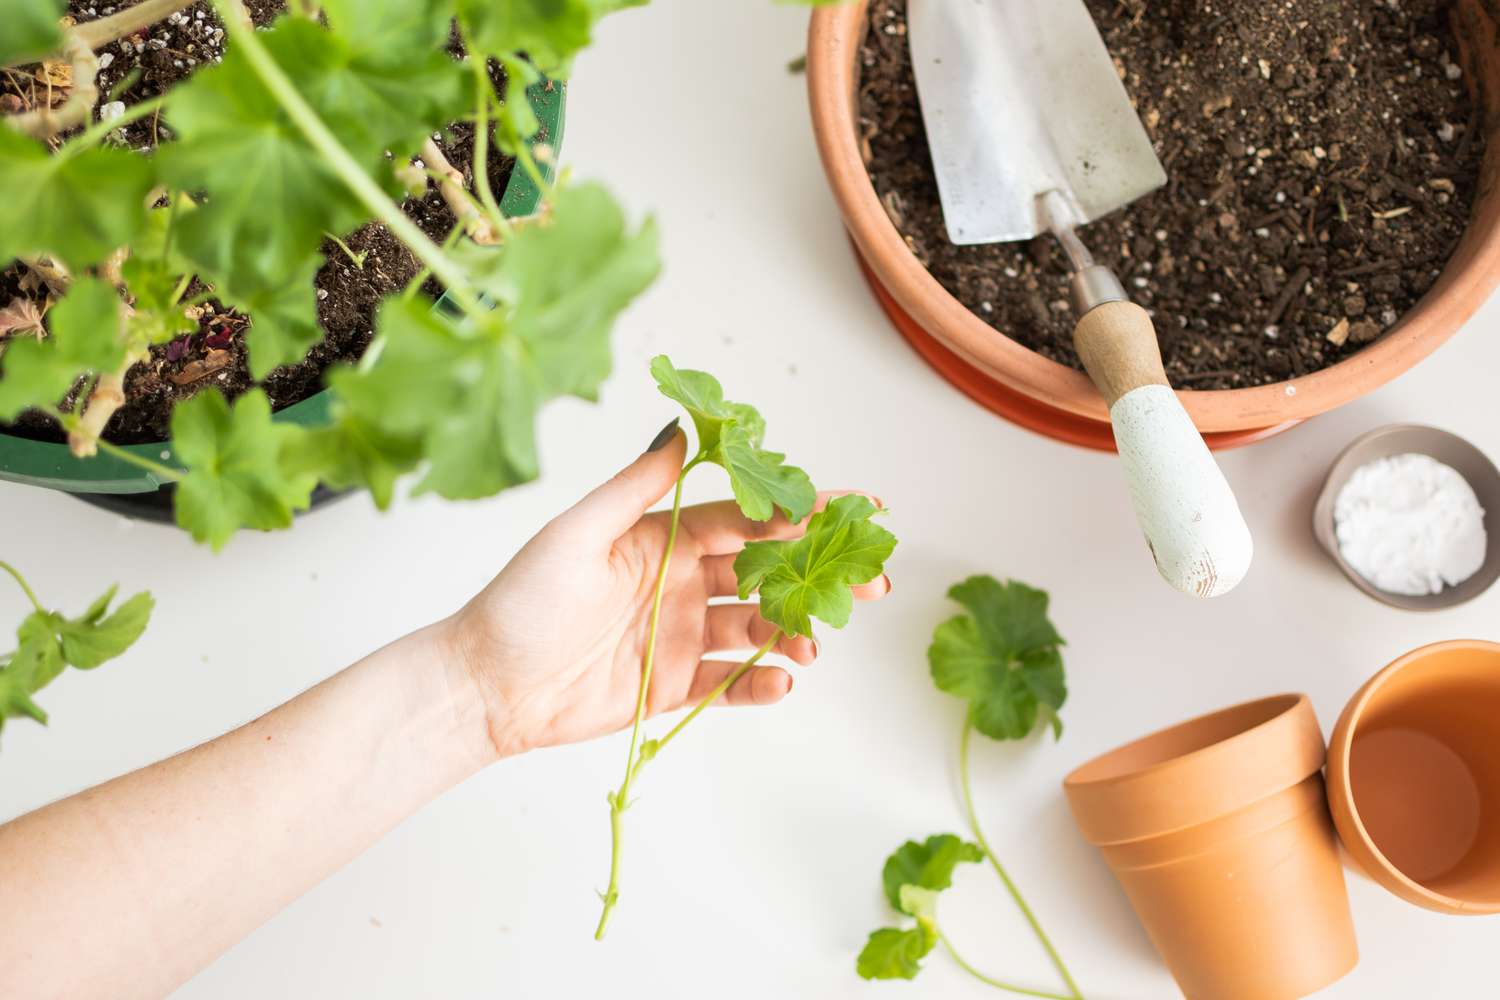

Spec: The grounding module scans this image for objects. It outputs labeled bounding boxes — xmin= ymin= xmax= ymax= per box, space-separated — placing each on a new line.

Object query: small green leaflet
xmin=650 ymin=356 xmax=815 ymax=523
xmin=0 ymin=126 xmax=154 ymax=270
xmin=0 ymin=0 xmax=64 ymax=66
xmin=0 ymin=583 xmax=153 ymax=737
xmin=733 ymin=494 xmax=896 ymax=638
xmin=220 ymin=256 xmax=323 ymax=380
xmin=121 ymin=255 xmax=198 ymax=347
xmin=856 ymin=926 xmax=934 ymax=981
xmin=0 ymin=278 xmax=124 ymax=420
xmin=856 ymin=834 xmax=983 ymax=981
xmin=882 ymin=834 xmax=985 ymax=911
xmin=170 ymin=389 xmax=317 ymax=550
xmin=928 ymin=575 xmax=1068 ymax=740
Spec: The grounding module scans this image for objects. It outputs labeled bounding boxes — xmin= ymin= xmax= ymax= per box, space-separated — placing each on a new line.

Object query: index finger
xmin=678 ymin=490 xmax=882 ymax=556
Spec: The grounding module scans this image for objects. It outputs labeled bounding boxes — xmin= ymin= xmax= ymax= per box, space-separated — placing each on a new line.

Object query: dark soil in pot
xmin=859 ymin=0 xmax=1485 ymax=389
xmin=0 ymin=0 xmax=526 ymax=445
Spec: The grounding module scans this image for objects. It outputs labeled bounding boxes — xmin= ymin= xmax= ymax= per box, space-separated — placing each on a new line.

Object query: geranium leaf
xmin=456 ymin=0 xmax=642 ymax=76
xmin=57 ymin=589 xmax=154 ymax=670
xmin=170 ymin=389 xmax=317 ymax=550
xmin=0 ymin=0 xmax=64 ymax=66
xmin=0 ymin=127 xmax=154 ymax=270
xmin=466 ymin=183 xmax=660 ymax=400
xmin=331 ymin=296 xmax=542 ymax=500
xmin=222 ymin=257 xmax=323 ymax=379
xmin=928 ymin=576 xmax=1068 ymax=741
xmin=0 ymin=277 xmax=123 ymax=420
xmin=855 ymin=926 xmax=935 ymax=981
xmin=0 ymin=582 xmax=152 ymax=737
xmin=120 ymin=255 xmax=196 ymax=346
xmin=650 ymin=356 xmax=814 ymax=523
xmin=281 ymin=408 xmax=422 ymax=510
xmin=334 ymin=185 xmax=657 ymax=502
xmin=733 ymin=494 xmax=896 ymax=637
xmin=881 ymin=834 xmax=984 ymax=912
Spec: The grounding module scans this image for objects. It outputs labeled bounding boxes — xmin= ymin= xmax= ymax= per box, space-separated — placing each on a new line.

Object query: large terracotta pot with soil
xmin=808 ymin=0 xmax=1500 ymax=451
xmin=0 ymin=16 xmax=564 ymax=520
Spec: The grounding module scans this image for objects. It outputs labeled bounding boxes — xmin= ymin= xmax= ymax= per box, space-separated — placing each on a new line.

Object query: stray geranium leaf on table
xmin=928 ymin=575 xmax=1068 ymax=740
xmin=882 ymin=834 xmax=985 ymax=911
xmin=857 ymin=834 xmax=983 ymax=982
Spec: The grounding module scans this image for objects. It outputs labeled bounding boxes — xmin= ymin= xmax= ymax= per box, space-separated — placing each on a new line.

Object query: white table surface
xmin=3 ymin=3 xmax=1498 ymax=998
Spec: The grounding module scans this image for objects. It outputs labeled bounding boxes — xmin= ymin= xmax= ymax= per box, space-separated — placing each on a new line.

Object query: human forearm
xmin=0 ymin=621 xmax=494 ymax=1000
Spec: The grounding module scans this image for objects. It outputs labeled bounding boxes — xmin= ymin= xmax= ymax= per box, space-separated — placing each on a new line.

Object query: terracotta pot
xmin=1064 ymin=695 xmax=1357 ymax=1000
xmin=1327 ymin=640 xmax=1500 ymax=914
xmin=807 ymin=1 xmax=1500 ymax=447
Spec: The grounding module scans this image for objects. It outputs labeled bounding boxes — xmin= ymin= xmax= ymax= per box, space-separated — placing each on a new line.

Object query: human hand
xmin=440 ymin=421 xmax=891 ymax=759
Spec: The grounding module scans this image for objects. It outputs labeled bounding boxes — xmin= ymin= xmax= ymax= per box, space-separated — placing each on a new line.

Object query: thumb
xmin=561 ymin=418 xmax=688 ymax=543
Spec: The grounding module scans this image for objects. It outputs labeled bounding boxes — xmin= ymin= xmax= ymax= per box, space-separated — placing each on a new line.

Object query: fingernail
xmin=811 ymin=638 xmax=821 ymax=658
xmin=882 ymin=573 xmax=893 ymax=593
xmin=646 ymin=417 xmax=679 ymax=452
xmin=786 ymin=673 xmax=795 ymax=693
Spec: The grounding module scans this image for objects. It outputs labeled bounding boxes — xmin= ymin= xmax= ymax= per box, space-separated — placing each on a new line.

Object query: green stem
xmin=401 ymin=223 xmax=465 ymax=302
xmin=936 ymin=928 xmax=1074 ymax=1000
xmin=323 ymin=231 xmax=366 ymax=269
xmin=960 ymin=719 xmax=1085 ymax=1000
xmin=651 ymin=630 xmax=780 ymax=756
xmin=93 ymin=438 xmax=184 ymax=483
xmin=0 ymin=561 xmax=45 ymax=614
xmin=211 ymin=0 xmax=485 ymax=319
xmin=595 ymin=455 xmax=702 ymax=940
xmin=469 ymin=57 xmax=512 ymax=242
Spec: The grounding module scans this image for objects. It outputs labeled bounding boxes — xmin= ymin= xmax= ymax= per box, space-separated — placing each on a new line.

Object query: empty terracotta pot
xmin=807 ymin=1 xmax=1500 ymax=448
xmin=1064 ymin=695 xmax=1357 ymax=1000
xmin=1327 ymin=640 xmax=1500 ymax=914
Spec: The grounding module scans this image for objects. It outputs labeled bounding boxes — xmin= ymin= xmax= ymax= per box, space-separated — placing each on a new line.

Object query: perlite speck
xmin=1334 ymin=453 xmax=1487 ymax=596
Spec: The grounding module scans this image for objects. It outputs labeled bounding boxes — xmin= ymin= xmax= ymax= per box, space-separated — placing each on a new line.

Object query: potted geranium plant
xmin=0 ymin=0 xmax=655 ymax=541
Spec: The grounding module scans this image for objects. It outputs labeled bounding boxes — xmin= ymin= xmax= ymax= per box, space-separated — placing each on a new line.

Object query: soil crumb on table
xmin=0 ymin=0 xmax=524 ymax=444
xmin=859 ymin=0 xmax=1486 ymax=389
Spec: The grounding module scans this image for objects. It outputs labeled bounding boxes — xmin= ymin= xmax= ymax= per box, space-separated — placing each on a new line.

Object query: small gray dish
xmin=1313 ymin=424 xmax=1500 ymax=611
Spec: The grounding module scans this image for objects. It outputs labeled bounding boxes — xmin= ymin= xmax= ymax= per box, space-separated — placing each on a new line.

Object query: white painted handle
xmin=1110 ymin=384 xmax=1254 ymax=598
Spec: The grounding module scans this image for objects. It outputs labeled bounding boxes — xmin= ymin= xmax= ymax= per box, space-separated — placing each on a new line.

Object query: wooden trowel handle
xmin=1074 ymin=301 xmax=1254 ymax=598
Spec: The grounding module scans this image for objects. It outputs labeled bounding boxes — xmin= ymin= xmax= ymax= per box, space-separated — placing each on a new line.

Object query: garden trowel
xmin=908 ymin=0 xmax=1253 ymax=598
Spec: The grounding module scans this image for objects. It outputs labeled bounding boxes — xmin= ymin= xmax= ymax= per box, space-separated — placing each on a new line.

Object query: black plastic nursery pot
xmin=0 ymin=82 xmax=567 ymax=523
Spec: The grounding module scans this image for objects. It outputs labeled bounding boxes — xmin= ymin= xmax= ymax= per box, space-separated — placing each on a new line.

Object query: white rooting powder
xmin=1333 ymin=453 xmax=1488 ymax=596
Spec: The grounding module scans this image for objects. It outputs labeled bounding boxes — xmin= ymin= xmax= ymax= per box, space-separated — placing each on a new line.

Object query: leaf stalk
xmin=960 ymin=718 xmax=1085 ymax=999
xmin=936 ymin=927 xmax=1075 ymax=1000
xmin=0 ymin=561 xmax=45 ymax=615
xmin=595 ymin=456 xmax=698 ymax=940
